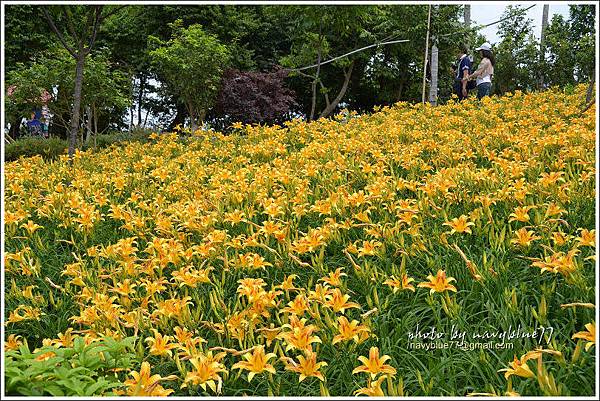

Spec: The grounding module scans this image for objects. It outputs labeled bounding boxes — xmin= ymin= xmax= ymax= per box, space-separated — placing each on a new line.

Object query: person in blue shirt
xmin=27 ymin=108 xmax=43 ymax=136
xmin=452 ymin=45 xmax=473 ymax=101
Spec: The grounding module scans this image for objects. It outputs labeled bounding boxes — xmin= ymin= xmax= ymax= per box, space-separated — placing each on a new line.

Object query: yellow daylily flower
xmin=354 ymin=376 xmax=387 ymax=396
xmin=511 ymin=227 xmax=540 ymax=247
xmin=279 ymin=316 xmax=322 ymax=352
xmin=383 ymin=274 xmax=415 ymax=293
xmin=232 ymin=345 xmax=277 ymax=381
xmin=319 ymin=267 xmax=347 ymax=287
xmin=182 ymin=352 xmax=227 ymax=392
xmin=576 ymin=229 xmax=595 ymax=247
xmin=443 ymin=215 xmax=475 ymax=234
xmin=145 ymin=329 xmax=178 ymax=357
xmin=417 ymin=270 xmax=457 ymax=294
xmin=123 ymin=361 xmax=175 ymax=396
xmin=572 ymin=322 xmax=595 ymax=351
xmin=5 ymin=334 xmax=23 ymax=351
xmin=21 ymin=220 xmax=43 ymax=235
xmin=509 ymin=206 xmax=533 ymax=223
xmin=352 ymin=346 xmax=397 ymax=379
xmin=283 ymin=350 xmax=327 ymax=382
xmin=332 ymin=315 xmax=370 ymax=345
xmin=325 ymin=288 xmax=360 ymax=313
xmin=498 ymin=355 xmax=535 ymax=380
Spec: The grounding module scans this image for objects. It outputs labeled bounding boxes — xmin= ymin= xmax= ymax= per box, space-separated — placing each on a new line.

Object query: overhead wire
xmin=288 ymin=5 xmax=537 ymax=72
xmin=288 ymin=39 xmax=410 ymax=72
xmin=438 ymin=4 xmax=537 ymax=39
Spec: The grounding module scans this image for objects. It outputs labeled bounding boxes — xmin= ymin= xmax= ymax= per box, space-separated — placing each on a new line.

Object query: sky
xmin=471 ymin=3 xmax=572 ymax=44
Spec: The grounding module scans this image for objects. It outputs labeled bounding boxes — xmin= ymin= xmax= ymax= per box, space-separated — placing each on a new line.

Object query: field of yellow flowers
xmin=3 ymin=87 xmax=596 ymax=396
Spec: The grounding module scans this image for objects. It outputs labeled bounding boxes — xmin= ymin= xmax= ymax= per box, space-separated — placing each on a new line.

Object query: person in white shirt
xmin=467 ymin=42 xmax=495 ymax=99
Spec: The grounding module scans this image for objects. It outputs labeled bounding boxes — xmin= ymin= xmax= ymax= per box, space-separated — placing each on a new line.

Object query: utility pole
xmin=422 ymin=4 xmax=432 ymax=104
xmin=464 ymin=5 xmax=471 ymax=51
xmin=429 ymin=39 xmax=439 ymax=105
xmin=428 ymin=5 xmax=439 ymax=106
xmin=539 ymin=4 xmax=549 ymax=89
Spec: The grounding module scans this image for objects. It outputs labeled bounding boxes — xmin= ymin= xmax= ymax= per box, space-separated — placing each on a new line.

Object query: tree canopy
xmin=4 ymin=4 xmax=597 ymax=138
xmin=149 ymin=21 xmax=230 ymax=131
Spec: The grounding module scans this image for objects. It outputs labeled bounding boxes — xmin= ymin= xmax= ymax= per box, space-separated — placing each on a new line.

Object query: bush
xmin=5 ymin=129 xmax=155 ymax=162
xmin=216 ymin=67 xmax=296 ymax=127
xmin=4 ymin=335 xmax=136 ymax=396
xmin=82 ymin=128 xmax=154 ymax=150
xmin=4 ymin=137 xmax=67 ymax=162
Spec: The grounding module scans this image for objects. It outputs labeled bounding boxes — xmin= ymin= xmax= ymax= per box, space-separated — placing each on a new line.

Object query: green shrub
xmin=83 ymin=133 xmax=123 ymax=150
xmin=4 ymin=335 xmax=136 ymax=396
xmin=128 ymin=127 xmax=155 ymax=143
xmin=82 ymin=128 xmax=154 ymax=151
xmin=4 ymin=137 xmax=67 ymax=162
xmin=5 ymin=129 xmax=155 ymax=162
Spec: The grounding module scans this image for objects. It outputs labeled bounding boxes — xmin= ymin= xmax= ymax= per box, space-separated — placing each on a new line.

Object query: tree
xmin=543 ymin=5 xmax=595 ymax=89
xmin=4 ymin=6 xmax=56 ymax=73
xmin=149 ymin=22 xmax=230 ymax=132
xmin=6 ymin=49 xmax=130 ymax=142
xmin=544 ymin=15 xmax=576 ymax=88
xmin=494 ymin=5 xmax=540 ymax=94
xmin=278 ymin=6 xmax=376 ymax=121
xmin=215 ymin=68 xmax=296 ymax=127
xmin=348 ymin=5 xmax=463 ymax=108
xmin=98 ymin=6 xmax=168 ymax=130
xmin=568 ymin=5 xmax=596 ymax=83
xmin=4 ymin=5 xmax=57 ymax=138
xmin=97 ymin=5 xmax=294 ymax=130
xmin=5 ymin=65 xmax=52 ymax=139
xmin=41 ymin=5 xmax=124 ymax=159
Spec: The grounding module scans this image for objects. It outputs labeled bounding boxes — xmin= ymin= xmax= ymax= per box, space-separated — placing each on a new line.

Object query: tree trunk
xmin=69 ymin=54 xmax=86 ymax=159
xmin=85 ymin=105 xmax=92 ymax=143
xmin=137 ymin=74 xmax=145 ymax=126
xmin=143 ymin=108 xmax=150 ymax=128
xmin=309 ymin=47 xmax=322 ymax=122
xmin=464 ymin=5 xmax=471 ymax=51
xmin=309 ymin=20 xmax=323 ymax=122
xmin=129 ymin=76 xmax=135 ymax=133
xmin=41 ymin=5 xmax=109 ymax=154
xmin=168 ymin=102 xmax=187 ymax=131
xmin=429 ymin=42 xmax=439 ymax=106
xmin=422 ymin=5 xmax=432 ymax=104
xmin=397 ymin=79 xmax=405 ymax=101
xmin=319 ymin=81 xmax=331 ymax=108
xmin=319 ymin=61 xmax=355 ymax=119
xmin=93 ymin=103 xmax=98 ymax=149
xmin=539 ymin=4 xmax=549 ymax=89
xmin=9 ymin=115 xmax=21 ymax=139
xmin=199 ymin=109 xmax=206 ymax=129
xmin=585 ymin=76 xmax=595 ymax=103
xmin=129 ymin=104 xmax=134 ymax=133
xmin=188 ymin=103 xmax=198 ymax=133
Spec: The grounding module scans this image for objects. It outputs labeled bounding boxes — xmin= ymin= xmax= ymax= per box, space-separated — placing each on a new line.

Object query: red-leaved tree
xmin=216 ymin=67 xmax=296 ymax=126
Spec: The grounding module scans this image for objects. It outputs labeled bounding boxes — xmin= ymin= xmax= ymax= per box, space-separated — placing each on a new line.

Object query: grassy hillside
xmin=4 ymin=87 xmax=596 ymax=396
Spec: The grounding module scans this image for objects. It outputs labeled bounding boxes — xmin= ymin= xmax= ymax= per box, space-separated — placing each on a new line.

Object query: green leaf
xmin=43 ymin=384 xmax=65 ymax=397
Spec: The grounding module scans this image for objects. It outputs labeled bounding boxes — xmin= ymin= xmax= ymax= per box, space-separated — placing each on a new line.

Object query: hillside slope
xmin=4 ymin=87 xmax=596 ymax=396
